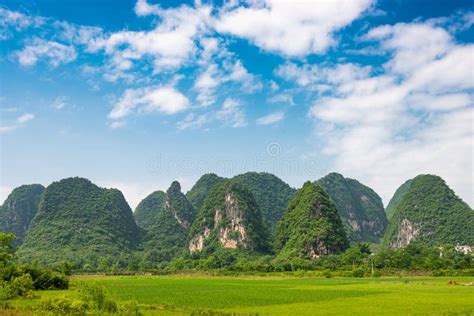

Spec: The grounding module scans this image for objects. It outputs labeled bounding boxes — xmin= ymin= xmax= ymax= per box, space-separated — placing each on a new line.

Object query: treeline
xmin=45 ymin=243 xmax=472 ymax=277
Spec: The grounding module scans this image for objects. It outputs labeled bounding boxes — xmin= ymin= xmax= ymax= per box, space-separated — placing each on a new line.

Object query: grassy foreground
xmin=8 ymin=275 xmax=474 ymax=315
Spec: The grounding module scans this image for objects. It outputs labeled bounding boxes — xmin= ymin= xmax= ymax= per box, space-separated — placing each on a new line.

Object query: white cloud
xmin=52 ymin=96 xmax=68 ymax=110
xmin=216 ymin=98 xmax=247 ymax=128
xmin=0 ymin=113 xmax=35 ymax=134
xmin=16 ymin=38 xmax=77 ymax=67
xmin=134 ymin=0 xmax=161 ymax=16
xmin=92 ymin=3 xmax=211 ymax=75
xmin=109 ymin=86 xmax=190 ymax=120
xmin=308 ymin=21 xmax=474 ymax=206
xmin=176 ymin=113 xmax=210 ymax=130
xmin=256 ymin=111 xmax=284 ymax=125
xmin=215 ymin=0 xmax=374 ymax=56
xmin=16 ymin=113 xmax=34 ymax=123
xmin=0 ymin=7 xmax=44 ymax=40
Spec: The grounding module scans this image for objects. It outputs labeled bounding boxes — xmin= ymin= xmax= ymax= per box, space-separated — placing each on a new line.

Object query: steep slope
xmin=16 ymin=177 xmax=140 ymax=265
xmin=231 ymin=172 xmax=295 ymax=234
xmin=134 ymin=191 xmax=166 ymax=230
xmin=317 ymin=173 xmax=387 ymax=243
xmin=382 ymin=174 xmax=474 ymax=248
xmin=189 ymin=180 xmax=270 ymax=254
xmin=275 ymin=182 xmax=349 ymax=258
xmin=0 ymin=184 xmax=45 ymax=245
xmin=186 ymin=173 xmax=226 ymax=211
xmin=143 ymin=181 xmax=196 ymax=263
xmin=385 ymin=179 xmax=412 ymax=220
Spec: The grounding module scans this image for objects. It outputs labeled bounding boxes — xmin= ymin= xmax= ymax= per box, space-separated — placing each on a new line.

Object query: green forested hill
xmin=0 ymin=184 xmax=45 ymax=245
xmin=186 ymin=174 xmax=226 ymax=211
xmin=189 ymin=180 xmax=270 ymax=255
xmin=275 ymin=182 xmax=349 ymax=258
xmin=16 ymin=177 xmax=140 ymax=265
xmin=382 ymin=174 xmax=474 ymax=248
xmin=317 ymin=173 xmax=387 ymax=243
xmin=186 ymin=172 xmax=295 ymax=235
xmin=231 ymin=172 xmax=295 ymax=234
xmin=385 ymin=179 xmax=412 ymax=220
xmin=134 ymin=191 xmax=166 ymax=230
xmin=142 ymin=181 xmax=196 ymax=264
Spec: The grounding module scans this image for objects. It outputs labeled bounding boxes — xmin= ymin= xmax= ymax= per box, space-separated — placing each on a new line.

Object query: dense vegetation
xmin=16 ymin=177 xmax=141 ymax=267
xmin=189 ymin=180 xmax=270 ymax=255
xmin=317 ymin=173 xmax=387 ymax=243
xmin=275 ymin=182 xmax=349 ymax=259
xmin=0 ymin=173 xmax=471 ymax=275
xmin=383 ymin=174 xmax=474 ymax=248
xmin=186 ymin=172 xmax=295 ymax=235
xmin=0 ymin=233 xmax=68 ymax=302
xmin=0 ymin=184 xmax=44 ymax=246
xmin=133 ymin=190 xmax=166 ymax=230
xmin=232 ymin=172 xmax=296 ymax=234
xmin=142 ymin=181 xmax=196 ymax=267
xmin=186 ymin=173 xmax=225 ymax=211
xmin=385 ymin=179 xmax=412 ymax=220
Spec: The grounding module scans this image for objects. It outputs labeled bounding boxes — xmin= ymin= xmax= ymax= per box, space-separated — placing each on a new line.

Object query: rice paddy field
xmin=8 ymin=275 xmax=474 ymax=315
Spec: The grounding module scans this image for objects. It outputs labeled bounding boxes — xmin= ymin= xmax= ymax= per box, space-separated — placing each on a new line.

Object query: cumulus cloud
xmin=256 ymin=111 xmax=284 ymax=125
xmin=91 ymin=3 xmax=212 ymax=75
xmin=215 ymin=0 xmax=374 ymax=56
xmin=307 ymin=21 xmax=474 ymax=206
xmin=0 ymin=7 xmax=44 ymax=40
xmin=109 ymin=86 xmax=190 ymax=121
xmin=16 ymin=38 xmax=77 ymax=67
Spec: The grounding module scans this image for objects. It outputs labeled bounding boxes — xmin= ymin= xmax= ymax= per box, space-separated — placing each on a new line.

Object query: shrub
xmin=40 ymin=295 xmax=87 ymax=315
xmin=352 ymin=268 xmax=365 ymax=278
xmin=80 ymin=282 xmax=117 ymax=313
xmin=322 ymin=269 xmax=332 ymax=278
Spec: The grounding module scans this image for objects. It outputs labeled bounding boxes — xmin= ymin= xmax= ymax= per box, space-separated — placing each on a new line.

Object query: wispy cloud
xmin=257 ymin=111 xmax=284 ymax=126
xmin=0 ymin=113 xmax=35 ymax=134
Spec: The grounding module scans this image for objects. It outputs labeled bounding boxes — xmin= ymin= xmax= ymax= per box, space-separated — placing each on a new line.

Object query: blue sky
xmin=0 ymin=0 xmax=473 ymax=209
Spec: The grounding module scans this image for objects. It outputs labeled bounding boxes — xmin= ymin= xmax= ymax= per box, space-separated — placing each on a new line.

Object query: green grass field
xmin=9 ymin=275 xmax=474 ymax=315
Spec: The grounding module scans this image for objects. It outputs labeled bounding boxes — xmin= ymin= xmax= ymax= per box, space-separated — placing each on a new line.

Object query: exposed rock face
xmin=188 ymin=181 xmax=269 ymax=254
xmin=142 ymin=181 xmax=196 ymax=262
xmin=189 ymin=227 xmax=210 ymax=253
xmin=275 ymin=182 xmax=349 ymax=259
xmin=317 ymin=173 xmax=388 ymax=243
xmin=391 ymin=218 xmax=419 ymax=248
xmin=383 ymin=174 xmax=474 ymax=248
xmin=0 ymin=184 xmax=45 ymax=246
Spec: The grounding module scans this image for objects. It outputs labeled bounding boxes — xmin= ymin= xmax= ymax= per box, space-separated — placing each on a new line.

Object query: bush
xmin=322 ymin=269 xmax=332 ymax=278
xmin=80 ymin=282 xmax=117 ymax=313
xmin=33 ymin=270 xmax=69 ymax=290
xmin=40 ymin=295 xmax=87 ymax=315
xmin=119 ymin=300 xmax=141 ymax=315
xmin=352 ymin=268 xmax=365 ymax=278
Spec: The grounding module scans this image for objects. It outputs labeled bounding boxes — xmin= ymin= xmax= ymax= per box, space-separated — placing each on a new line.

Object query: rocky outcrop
xmin=391 ymin=218 xmax=419 ymax=248
xmin=383 ymin=174 xmax=474 ymax=248
xmin=142 ymin=181 xmax=196 ymax=263
xmin=188 ymin=181 xmax=270 ymax=254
